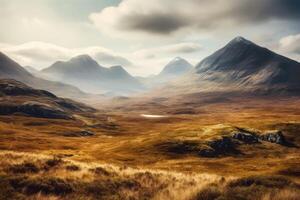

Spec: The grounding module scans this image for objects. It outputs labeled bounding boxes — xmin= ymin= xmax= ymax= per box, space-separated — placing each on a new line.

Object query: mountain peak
xmin=70 ymin=54 xmax=94 ymax=62
xmin=68 ymin=54 xmax=101 ymax=70
xmin=110 ymin=65 xmax=125 ymax=71
xmin=194 ymin=36 xmax=300 ymax=89
xmin=159 ymin=57 xmax=193 ymax=76
xmin=173 ymin=56 xmax=183 ymax=61
xmin=228 ymin=36 xmax=253 ymax=46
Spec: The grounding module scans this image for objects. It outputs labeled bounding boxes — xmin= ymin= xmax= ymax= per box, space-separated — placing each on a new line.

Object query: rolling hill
xmin=0 ymin=79 xmax=95 ymax=119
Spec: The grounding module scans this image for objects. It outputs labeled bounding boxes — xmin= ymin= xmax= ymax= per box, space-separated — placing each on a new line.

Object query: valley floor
xmin=0 ymin=96 xmax=300 ymax=199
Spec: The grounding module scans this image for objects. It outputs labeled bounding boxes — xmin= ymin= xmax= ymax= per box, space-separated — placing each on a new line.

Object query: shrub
xmin=90 ymin=167 xmax=112 ymax=176
xmin=8 ymin=162 xmax=39 ymax=174
xmin=66 ymin=164 xmax=81 ymax=171
xmin=10 ymin=176 xmax=74 ymax=196
xmin=228 ymin=175 xmax=293 ymax=188
xmin=45 ymin=157 xmax=63 ymax=168
xmin=194 ymin=186 xmax=221 ymax=200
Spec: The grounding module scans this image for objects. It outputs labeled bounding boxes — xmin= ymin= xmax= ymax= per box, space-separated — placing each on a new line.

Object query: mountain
xmin=0 ymin=79 xmax=95 ymax=119
xmin=138 ymin=57 xmax=193 ymax=88
xmin=159 ymin=57 xmax=193 ymax=77
xmin=157 ymin=36 xmax=300 ymax=95
xmin=42 ymin=55 xmax=144 ymax=95
xmin=0 ymin=52 xmax=85 ymax=98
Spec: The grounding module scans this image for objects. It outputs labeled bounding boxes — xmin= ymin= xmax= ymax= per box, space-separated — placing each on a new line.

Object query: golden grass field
xmin=0 ymin=94 xmax=300 ymax=199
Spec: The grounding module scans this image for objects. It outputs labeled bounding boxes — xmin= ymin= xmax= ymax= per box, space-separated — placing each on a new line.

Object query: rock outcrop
xmin=259 ymin=131 xmax=286 ymax=145
xmin=232 ymin=132 xmax=259 ymax=144
xmin=199 ymin=136 xmax=238 ymax=157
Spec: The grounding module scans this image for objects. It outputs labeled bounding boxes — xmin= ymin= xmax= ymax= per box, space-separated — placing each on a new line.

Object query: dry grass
xmin=0 ymin=96 xmax=300 ymax=199
xmin=0 ymin=151 xmax=299 ymax=200
xmin=0 ymin=151 xmax=225 ymax=200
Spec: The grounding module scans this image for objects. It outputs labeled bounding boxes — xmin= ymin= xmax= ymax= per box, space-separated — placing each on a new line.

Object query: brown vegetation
xmin=0 ymin=95 xmax=300 ymax=199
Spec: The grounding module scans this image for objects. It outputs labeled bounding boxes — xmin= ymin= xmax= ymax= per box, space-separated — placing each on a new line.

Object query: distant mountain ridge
xmin=0 ymin=52 xmax=85 ymax=98
xmin=159 ymin=57 xmax=193 ymax=77
xmin=42 ymin=55 xmax=144 ymax=95
xmin=138 ymin=57 xmax=193 ymax=88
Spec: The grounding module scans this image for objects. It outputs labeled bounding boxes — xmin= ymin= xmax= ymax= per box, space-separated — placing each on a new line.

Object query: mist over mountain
xmin=42 ymin=55 xmax=144 ymax=95
xmin=157 ymin=37 xmax=300 ymax=95
xmin=24 ymin=66 xmax=39 ymax=75
xmin=138 ymin=57 xmax=193 ymax=88
xmin=0 ymin=52 xmax=85 ymax=98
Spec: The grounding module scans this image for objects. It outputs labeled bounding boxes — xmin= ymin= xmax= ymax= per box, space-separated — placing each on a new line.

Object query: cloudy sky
xmin=0 ymin=0 xmax=300 ymax=76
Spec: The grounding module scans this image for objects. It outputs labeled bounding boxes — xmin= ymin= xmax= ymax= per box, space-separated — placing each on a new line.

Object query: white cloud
xmin=275 ymin=34 xmax=300 ymax=62
xmin=0 ymin=42 xmax=133 ymax=69
xmin=89 ymin=0 xmax=300 ymax=38
xmin=278 ymin=34 xmax=300 ymax=54
xmin=133 ymin=42 xmax=202 ymax=59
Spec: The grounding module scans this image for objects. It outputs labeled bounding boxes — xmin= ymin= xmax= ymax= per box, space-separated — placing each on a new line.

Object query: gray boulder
xmin=79 ymin=130 xmax=95 ymax=136
xmin=259 ymin=131 xmax=286 ymax=145
xmin=232 ymin=132 xmax=259 ymax=143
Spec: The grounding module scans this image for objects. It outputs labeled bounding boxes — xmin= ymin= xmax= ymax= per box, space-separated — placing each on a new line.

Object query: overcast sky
xmin=0 ymin=0 xmax=300 ymax=76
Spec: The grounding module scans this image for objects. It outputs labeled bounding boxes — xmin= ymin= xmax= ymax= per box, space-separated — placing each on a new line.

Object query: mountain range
xmin=0 ymin=52 xmax=85 ymax=98
xmin=41 ymin=55 xmax=144 ymax=95
xmin=1 ymin=36 xmax=299 ymax=99
xmin=156 ymin=36 xmax=300 ymax=96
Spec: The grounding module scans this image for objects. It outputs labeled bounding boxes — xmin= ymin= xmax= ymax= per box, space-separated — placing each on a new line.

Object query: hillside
xmin=0 ymin=79 xmax=95 ymax=119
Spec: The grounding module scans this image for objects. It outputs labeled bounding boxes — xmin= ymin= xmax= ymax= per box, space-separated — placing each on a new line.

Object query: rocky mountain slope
xmin=156 ymin=37 xmax=300 ymax=96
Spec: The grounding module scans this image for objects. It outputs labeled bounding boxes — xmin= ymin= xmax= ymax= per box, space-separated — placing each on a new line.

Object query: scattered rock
xmin=259 ymin=130 xmax=286 ymax=145
xmin=208 ymin=137 xmax=235 ymax=152
xmin=63 ymin=130 xmax=95 ymax=137
xmin=232 ymin=132 xmax=259 ymax=144
xmin=79 ymin=130 xmax=95 ymax=136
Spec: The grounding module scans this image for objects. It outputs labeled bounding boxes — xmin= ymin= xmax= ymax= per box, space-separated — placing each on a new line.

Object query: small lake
xmin=140 ymin=114 xmax=167 ymax=118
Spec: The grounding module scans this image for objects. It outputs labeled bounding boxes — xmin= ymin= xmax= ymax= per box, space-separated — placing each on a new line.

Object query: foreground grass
xmin=0 ymin=151 xmax=299 ymax=200
xmin=0 ymin=151 xmax=222 ymax=200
